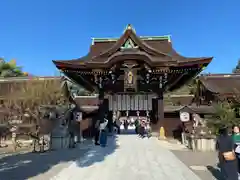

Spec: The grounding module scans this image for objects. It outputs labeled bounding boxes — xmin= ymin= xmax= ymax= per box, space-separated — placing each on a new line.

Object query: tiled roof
xmin=164 ymin=105 xmax=215 ymax=114
xmin=199 ymin=74 xmax=240 ymax=94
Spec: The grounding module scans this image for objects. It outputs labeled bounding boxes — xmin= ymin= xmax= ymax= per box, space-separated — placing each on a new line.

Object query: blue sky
xmin=0 ymin=0 xmax=240 ymax=76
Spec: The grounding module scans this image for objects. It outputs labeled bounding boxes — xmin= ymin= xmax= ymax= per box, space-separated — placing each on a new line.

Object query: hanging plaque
xmin=126 ymin=95 xmax=130 ymax=110
xmin=134 ymin=94 xmax=139 ymax=110
xmin=143 ymin=94 xmax=148 ymax=110
xmin=113 ymin=95 xmax=117 ymax=111
xmin=180 ymin=111 xmax=190 ymax=122
xmin=117 ymin=94 xmax=122 ymax=110
xmin=130 ymin=95 xmax=135 ymax=110
xmin=75 ymin=112 xmax=82 ymax=122
xmin=147 ymin=94 xmax=152 ymax=110
xmin=109 ymin=95 xmax=113 ymax=111
xmin=122 ymin=94 xmax=126 ymax=110
xmin=139 ymin=95 xmax=143 ymax=110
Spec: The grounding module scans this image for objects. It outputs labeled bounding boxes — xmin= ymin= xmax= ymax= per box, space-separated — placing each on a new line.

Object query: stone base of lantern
xmin=182 ymin=133 xmax=216 ymax=152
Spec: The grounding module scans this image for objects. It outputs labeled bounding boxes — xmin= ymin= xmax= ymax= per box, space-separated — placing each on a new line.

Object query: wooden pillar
xmin=157 ymin=91 xmax=164 ymax=124
xmin=157 ymin=74 xmax=166 ymax=139
xmin=157 ymin=75 xmax=164 ymax=124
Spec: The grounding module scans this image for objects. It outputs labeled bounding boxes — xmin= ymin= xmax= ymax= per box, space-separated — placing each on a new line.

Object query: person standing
xmin=216 ymin=127 xmax=238 ymax=180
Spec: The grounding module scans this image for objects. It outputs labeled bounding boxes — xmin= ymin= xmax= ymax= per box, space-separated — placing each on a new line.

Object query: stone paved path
xmin=51 ymin=135 xmax=202 ymax=180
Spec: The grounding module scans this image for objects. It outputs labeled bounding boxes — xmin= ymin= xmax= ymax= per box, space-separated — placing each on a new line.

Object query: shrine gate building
xmin=53 ymin=25 xmax=213 ymax=136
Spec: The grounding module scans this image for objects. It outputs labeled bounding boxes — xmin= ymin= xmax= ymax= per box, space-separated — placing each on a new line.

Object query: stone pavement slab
xmin=172 ymin=150 xmax=220 ymax=180
xmin=51 ymin=135 xmax=202 ymax=180
xmin=0 ymin=140 xmax=93 ymax=180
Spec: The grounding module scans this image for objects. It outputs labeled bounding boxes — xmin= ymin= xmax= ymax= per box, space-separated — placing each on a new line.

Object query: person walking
xmin=216 ymin=127 xmax=238 ymax=180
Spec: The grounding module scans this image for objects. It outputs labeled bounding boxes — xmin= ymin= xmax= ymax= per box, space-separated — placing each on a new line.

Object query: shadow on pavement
xmin=0 ymin=137 xmax=118 ymax=180
xmin=207 ymin=165 xmax=224 ymax=180
xmin=76 ymin=135 xmax=119 ymax=168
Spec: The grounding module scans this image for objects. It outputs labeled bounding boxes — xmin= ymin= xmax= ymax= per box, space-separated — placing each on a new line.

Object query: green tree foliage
xmin=0 ymin=58 xmax=26 ymax=77
xmin=206 ymin=102 xmax=239 ymax=134
xmin=233 ymin=59 xmax=240 ymax=73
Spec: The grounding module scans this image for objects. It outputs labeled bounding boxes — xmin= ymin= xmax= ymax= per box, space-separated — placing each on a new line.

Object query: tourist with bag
xmin=216 ymin=127 xmax=238 ymax=180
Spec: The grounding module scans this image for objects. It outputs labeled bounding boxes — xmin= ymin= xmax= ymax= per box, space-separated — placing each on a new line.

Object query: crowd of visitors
xmin=93 ymin=115 xmax=152 ymax=147
xmin=134 ymin=118 xmax=151 ymax=138
xmin=121 ymin=118 xmax=152 ymax=138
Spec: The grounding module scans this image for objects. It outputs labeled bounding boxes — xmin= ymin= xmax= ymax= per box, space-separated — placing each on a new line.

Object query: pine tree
xmin=233 ymin=59 xmax=240 ymax=73
xmin=0 ymin=58 xmax=27 ymax=77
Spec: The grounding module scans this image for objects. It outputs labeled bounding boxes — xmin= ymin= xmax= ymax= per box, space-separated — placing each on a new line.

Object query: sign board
xmin=180 ymin=111 xmax=190 ymax=122
xmin=10 ymin=126 xmax=18 ymax=132
xmin=75 ymin=112 xmax=82 ymax=122
xmin=8 ymin=120 xmax=23 ymax=124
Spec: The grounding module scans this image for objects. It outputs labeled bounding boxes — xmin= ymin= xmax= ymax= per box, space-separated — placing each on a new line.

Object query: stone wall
xmin=182 ymin=133 xmax=216 ymax=151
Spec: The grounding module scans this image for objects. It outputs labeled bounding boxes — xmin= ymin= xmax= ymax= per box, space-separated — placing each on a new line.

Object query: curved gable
xmin=91 ymin=25 xmax=171 ymax=61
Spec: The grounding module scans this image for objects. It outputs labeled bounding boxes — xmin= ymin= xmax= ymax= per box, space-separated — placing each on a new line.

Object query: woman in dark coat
xmin=216 ymin=127 xmax=238 ymax=180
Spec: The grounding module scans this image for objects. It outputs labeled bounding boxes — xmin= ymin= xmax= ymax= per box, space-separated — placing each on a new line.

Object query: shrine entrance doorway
xmin=106 ymin=93 xmax=159 ymax=133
